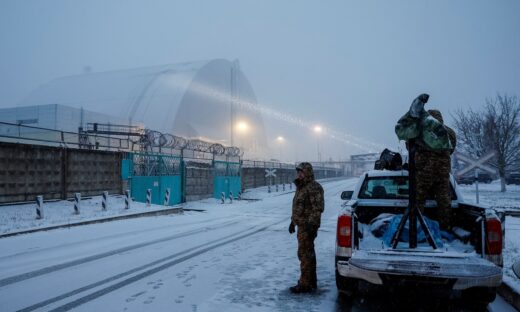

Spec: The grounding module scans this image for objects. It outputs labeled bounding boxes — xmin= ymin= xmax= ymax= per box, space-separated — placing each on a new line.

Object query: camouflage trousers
xmin=297 ymin=226 xmax=317 ymax=288
xmin=415 ymin=151 xmax=452 ymax=230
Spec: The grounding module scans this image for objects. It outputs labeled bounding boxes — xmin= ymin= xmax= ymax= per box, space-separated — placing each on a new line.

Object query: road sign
xmin=455 ymin=152 xmax=496 ymax=177
xmin=265 ymin=169 xmax=277 ymax=178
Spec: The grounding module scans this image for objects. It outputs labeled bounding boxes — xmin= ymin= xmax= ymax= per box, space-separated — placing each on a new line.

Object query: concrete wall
xmin=241 ymin=167 xmax=293 ymax=190
xmin=0 ymin=142 xmax=345 ymax=204
xmin=0 ymin=142 xmax=122 ymax=203
xmin=184 ymin=164 xmax=214 ymax=202
xmin=241 ymin=167 xmax=343 ymax=190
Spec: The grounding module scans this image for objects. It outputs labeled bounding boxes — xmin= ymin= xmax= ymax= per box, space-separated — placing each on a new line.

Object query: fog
xmin=1 ymin=0 xmax=519 ymax=161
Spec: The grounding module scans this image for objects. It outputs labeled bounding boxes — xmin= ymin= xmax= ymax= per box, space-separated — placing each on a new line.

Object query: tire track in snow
xmin=0 ymin=219 xmax=241 ymax=288
xmin=18 ymin=218 xmax=288 ymax=312
xmin=0 ymin=215 xmax=243 ymax=261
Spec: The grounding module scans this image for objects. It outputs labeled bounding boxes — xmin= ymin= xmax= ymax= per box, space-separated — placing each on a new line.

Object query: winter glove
xmin=288 ymin=222 xmax=295 ymax=234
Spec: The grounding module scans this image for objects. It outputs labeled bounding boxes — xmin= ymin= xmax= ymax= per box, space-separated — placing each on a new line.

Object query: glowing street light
xmin=276 ymin=136 xmax=285 ymax=161
xmin=236 ymin=121 xmax=249 ymax=133
xmin=313 ymin=125 xmax=322 ymax=162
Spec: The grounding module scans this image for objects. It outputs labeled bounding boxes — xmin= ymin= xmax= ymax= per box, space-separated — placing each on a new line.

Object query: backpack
xmin=374 ymin=149 xmax=403 ymax=171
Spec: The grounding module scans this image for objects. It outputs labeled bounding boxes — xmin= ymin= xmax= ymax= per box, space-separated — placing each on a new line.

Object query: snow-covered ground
xmin=0 ymin=195 xmax=180 ymax=234
xmin=0 ymin=178 xmax=517 ymax=311
xmin=458 ymin=180 xmax=520 ymax=295
xmin=458 ymin=180 xmax=520 ymax=212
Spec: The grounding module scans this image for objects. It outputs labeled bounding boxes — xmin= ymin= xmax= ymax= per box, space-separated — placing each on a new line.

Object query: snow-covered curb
xmin=0 ymin=206 xmax=183 ymax=238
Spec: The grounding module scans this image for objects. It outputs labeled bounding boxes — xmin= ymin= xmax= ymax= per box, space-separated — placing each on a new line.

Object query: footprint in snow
xmin=143 ymin=296 xmax=155 ymax=304
xmin=126 ymin=291 xmax=146 ymax=302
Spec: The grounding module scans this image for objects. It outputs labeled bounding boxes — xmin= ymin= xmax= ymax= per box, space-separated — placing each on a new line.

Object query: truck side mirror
xmin=341 ymin=191 xmax=353 ymax=200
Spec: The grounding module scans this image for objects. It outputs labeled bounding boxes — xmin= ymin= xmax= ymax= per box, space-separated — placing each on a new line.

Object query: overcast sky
xmin=1 ymin=0 xmax=519 ymax=160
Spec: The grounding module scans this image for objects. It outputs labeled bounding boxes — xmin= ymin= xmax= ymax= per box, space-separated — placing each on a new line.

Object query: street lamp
xmin=236 ymin=121 xmax=249 ymax=133
xmin=313 ymin=125 xmax=322 ymax=162
xmin=276 ymin=136 xmax=285 ymax=161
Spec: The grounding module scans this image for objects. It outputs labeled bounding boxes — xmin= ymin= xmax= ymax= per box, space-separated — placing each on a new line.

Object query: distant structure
xmin=3 ymin=59 xmax=268 ymax=158
xmin=0 ymin=104 xmax=130 ymax=132
xmin=349 ymin=153 xmax=379 ymax=176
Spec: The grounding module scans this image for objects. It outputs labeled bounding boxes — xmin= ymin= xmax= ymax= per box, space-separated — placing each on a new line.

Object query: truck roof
xmin=365 ymin=169 xmax=409 ymax=178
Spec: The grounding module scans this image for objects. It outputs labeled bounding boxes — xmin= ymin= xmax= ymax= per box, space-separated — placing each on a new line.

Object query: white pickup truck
xmin=335 ymin=170 xmax=504 ymax=307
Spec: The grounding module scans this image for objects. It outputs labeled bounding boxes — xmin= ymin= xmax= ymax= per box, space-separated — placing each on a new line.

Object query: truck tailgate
xmin=340 ymin=250 xmax=502 ymax=289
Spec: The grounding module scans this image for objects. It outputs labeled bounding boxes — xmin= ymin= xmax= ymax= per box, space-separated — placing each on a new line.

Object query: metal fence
xmin=241 ymin=160 xmax=295 ymax=169
xmin=131 ymin=153 xmax=182 ymax=176
xmin=241 ymin=159 xmax=343 ymax=171
xmin=0 ymin=122 xmax=130 ymax=151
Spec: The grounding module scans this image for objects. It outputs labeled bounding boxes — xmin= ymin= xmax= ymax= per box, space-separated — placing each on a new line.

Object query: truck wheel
xmin=335 ymin=268 xmax=358 ymax=296
xmin=462 ymin=287 xmax=496 ymax=308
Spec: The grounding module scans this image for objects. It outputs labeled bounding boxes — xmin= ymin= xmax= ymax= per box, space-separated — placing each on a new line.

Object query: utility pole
xmin=317 ymin=138 xmax=321 ymax=162
xmin=230 ymin=60 xmax=240 ymax=147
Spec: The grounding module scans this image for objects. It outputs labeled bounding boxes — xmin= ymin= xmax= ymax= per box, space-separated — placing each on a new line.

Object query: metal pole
xmin=408 ymin=145 xmax=417 ymax=248
xmin=102 ymin=191 xmax=108 ymax=211
xmin=74 ymin=193 xmax=81 ymax=215
xmin=230 ymin=62 xmax=235 ymax=147
xmin=36 ymin=195 xmax=44 ymax=219
xmin=164 ymin=188 xmax=171 ymax=206
xmin=475 ymin=169 xmax=480 ymax=204
xmin=146 ymin=189 xmax=152 ymax=206
xmin=125 ymin=189 xmax=131 ymax=209
xmin=317 ymin=138 xmax=321 ymax=162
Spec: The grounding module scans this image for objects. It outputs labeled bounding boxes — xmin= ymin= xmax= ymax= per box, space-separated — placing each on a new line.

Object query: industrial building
xmin=2 ymin=59 xmax=268 ymax=157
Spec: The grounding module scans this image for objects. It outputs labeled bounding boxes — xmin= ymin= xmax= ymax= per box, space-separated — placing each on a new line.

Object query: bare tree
xmin=453 ymin=93 xmax=520 ymax=192
xmin=453 ymin=108 xmax=490 ymax=158
xmin=484 ymin=94 xmax=520 ymax=191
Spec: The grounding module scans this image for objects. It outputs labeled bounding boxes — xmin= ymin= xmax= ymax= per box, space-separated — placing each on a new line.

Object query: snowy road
xmin=0 ymin=178 xmax=516 ymax=311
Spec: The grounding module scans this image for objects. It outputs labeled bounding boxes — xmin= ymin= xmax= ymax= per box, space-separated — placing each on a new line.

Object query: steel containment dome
xmin=17 ymin=59 xmax=268 ymax=157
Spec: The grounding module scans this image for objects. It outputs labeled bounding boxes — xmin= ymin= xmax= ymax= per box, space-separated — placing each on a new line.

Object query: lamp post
xmin=276 ymin=136 xmax=284 ymax=161
xmin=235 ymin=121 xmax=249 ymax=153
xmin=314 ymin=125 xmax=322 ymax=162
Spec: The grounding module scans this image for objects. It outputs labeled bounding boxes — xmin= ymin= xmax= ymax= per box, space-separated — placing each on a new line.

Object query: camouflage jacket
xmin=427 ymin=109 xmax=457 ymax=155
xmin=291 ymin=163 xmax=324 ymax=228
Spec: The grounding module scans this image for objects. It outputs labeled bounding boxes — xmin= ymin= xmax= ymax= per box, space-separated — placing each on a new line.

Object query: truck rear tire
xmin=461 ymin=287 xmax=496 ymax=309
xmin=335 ymin=268 xmax=358 ymax=296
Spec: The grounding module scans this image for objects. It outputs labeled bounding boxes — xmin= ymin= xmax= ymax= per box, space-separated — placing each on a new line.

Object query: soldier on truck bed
xmin=414 ymin=109 xmax=457 ymax=231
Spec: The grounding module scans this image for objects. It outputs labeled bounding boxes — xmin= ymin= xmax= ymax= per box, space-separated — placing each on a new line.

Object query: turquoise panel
xmin=159 ymin=175 xmax=182 ymax=205
xmin=131 ymin=176 xmax=160 ymax=204
xmin=131 ymin=175 xmax=182 ymax=205
xmin=121 ymin=159 xmax=132 ymax=180
xmin=214 ymin=176 xmax=242 ymax=199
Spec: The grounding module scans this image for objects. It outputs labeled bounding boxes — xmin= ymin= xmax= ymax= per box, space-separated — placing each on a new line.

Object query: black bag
xmin=374 ymin=149 xmax=403 ymax=171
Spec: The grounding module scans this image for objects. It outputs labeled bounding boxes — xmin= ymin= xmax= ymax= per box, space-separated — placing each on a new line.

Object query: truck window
xmin=358 ymin=176 xmax=457 ymax=200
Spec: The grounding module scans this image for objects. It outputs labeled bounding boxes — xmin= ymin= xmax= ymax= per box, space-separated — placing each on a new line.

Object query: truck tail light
xmin=486 ymin=218 xmax=502 ymax=255
xmin=337 ymin=215 xmax=352 ymax=248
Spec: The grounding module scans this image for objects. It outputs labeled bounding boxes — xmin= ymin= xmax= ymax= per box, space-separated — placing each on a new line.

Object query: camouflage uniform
xmin=290 ymin=162 xmax=324 ymax=291
xmin=415 ymin=110 xmax=457 ymax=230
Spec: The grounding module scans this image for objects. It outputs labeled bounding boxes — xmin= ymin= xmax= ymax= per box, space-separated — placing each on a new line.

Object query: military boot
xmin=289 ymin=283 xmax=314 ymax=294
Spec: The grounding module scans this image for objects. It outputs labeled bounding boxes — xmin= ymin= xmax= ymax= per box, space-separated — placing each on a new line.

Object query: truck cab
xmin=335 ymin=170 xmax=504 ymax=307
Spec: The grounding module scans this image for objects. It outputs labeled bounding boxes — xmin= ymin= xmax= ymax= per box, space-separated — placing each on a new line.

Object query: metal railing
xmin=241 ymin=160 xmax=295 ymax=169
xmin=0 ymin=121 xmax=130 ymax=151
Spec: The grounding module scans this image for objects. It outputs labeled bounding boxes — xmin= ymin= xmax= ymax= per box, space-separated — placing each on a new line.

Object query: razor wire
xmin=139 ymin=129 xmax=240 ymax=156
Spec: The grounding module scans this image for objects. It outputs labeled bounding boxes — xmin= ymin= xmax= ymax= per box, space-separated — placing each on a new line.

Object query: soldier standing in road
xmin=415 ymin=109 xmax=457 ymax=231
xmin=288 ymin=162 xmax=324 ymax=293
